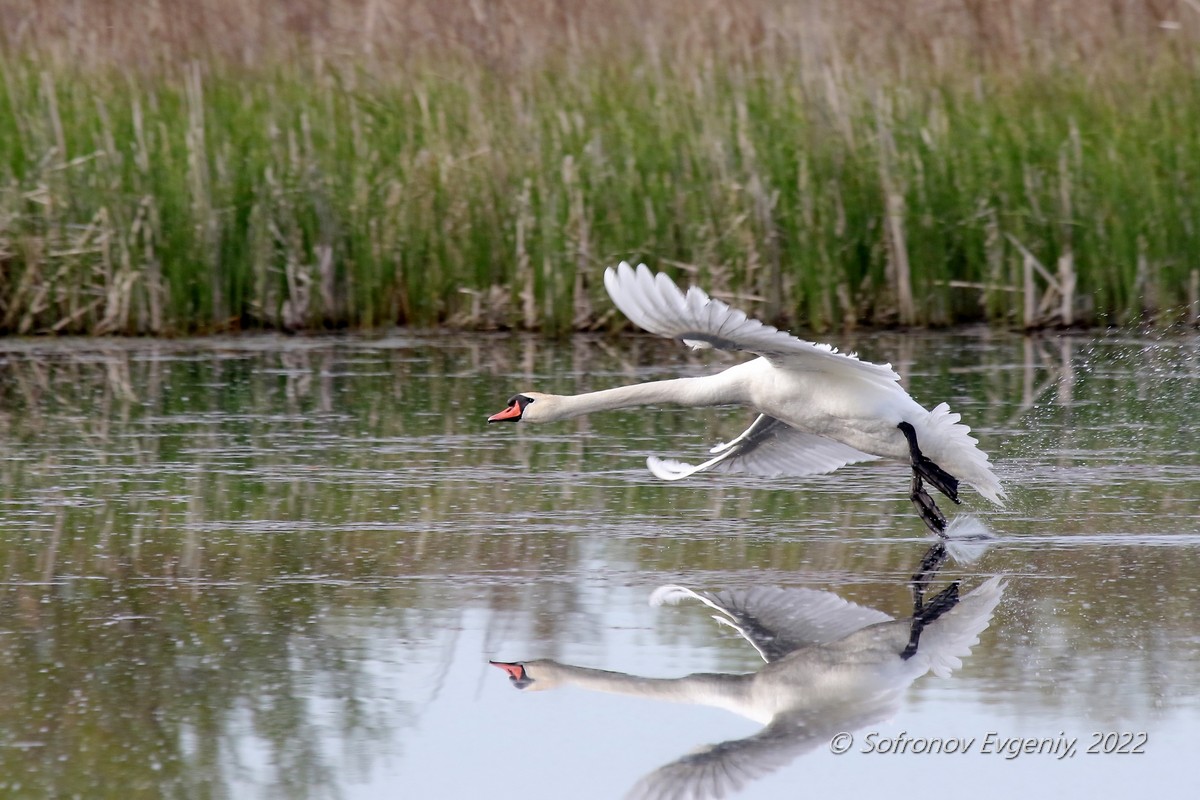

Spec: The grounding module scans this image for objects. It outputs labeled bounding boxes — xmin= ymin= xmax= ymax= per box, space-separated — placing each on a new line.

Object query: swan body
xmin=492 ymin=572 xmax=1005 ymax=799
xmin=489 ymin=261 xmax=1004 ymax=532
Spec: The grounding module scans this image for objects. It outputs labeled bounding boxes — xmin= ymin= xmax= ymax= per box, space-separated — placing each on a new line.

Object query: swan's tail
xmin=915 ymin=403 xmax=1006 ymax=506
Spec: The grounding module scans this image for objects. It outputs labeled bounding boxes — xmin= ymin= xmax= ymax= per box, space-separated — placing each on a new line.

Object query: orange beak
xmin=487 ymin=404 xmax=523 ymax=422
xmin=489 ymin=660 xmax=527 ymax=680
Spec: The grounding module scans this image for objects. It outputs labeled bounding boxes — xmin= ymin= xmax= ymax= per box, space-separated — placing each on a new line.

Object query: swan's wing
xmin=624 ymin=718 xmax=819 ymax=800
xmin=604 ymin=262 xmax=900 ymax=383
xmin=625 ymin=693 xmax=901 ymax=800
xmin=650 ymin=585 xmax=894 ymax=663
xmin=647 ymin=414 xmax=879 ymax=481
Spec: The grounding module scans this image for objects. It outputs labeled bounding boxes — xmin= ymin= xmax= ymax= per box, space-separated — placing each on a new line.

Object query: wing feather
xmin=646 ymin=414 xmax=878 ymax=481
xmin=650 ymin=584 xmax=894 ymax=662
xmin=605 ymin=262 xmax=900 ymax=383
xmin=625 ymin=693 xmax=901 ymax=800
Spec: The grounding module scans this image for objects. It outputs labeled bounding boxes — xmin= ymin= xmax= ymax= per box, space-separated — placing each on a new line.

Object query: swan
xmin=488 ymin=261 xmax=1004 ymax=533
xmin=491 ymin=562 xmax=1005 ymax=800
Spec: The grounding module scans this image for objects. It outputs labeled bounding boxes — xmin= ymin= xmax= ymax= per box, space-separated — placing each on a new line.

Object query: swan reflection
xmin=492 ymin=545 xmax=1004 ymax=799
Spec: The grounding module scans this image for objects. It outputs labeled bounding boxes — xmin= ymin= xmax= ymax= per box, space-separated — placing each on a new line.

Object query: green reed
xmin=2 ymin=48 xmax=1200 ymax=334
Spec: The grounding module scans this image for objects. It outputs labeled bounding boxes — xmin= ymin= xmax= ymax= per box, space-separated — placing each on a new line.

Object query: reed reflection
xmin=491 ymin=543 xmax=1004 ymax=800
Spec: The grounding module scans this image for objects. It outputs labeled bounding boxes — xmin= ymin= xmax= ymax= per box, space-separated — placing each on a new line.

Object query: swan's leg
xmin=898 ymin=421 xmax=961 ymax=533
xmin=909 ymin=541 xmax=948 ymax=616
xmin=901 ymin=581 xmax=960 ymax=660
xmin=897 ymin=421 xmax=961 ymax=503
xmin=910 ymin=472 xmax=948 ymax=535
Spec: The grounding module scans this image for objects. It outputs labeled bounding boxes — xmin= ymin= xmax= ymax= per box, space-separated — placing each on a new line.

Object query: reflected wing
xmin=626 ymin=694 xmax=901 ymax=800
xmin=604 ymin=262 xmax=900 ymax=383
xmin=828 ymin=576 xmax=1005 ymax=679
xmin=647 ymin=414 xmax=878 ymax=481
xmin=904 ymin=575 xmax=1005 ymax=678
xmin=650 ymin=585 xmax=894 ymax=663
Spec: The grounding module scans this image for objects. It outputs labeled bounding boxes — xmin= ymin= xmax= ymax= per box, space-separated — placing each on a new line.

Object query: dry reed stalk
xmin=748 ymin=173 xmax=782 ymax=322
xmin=1135 ymin=236 xmax=1156 ymax=317
xmin=1022 ymin=248 xmax=1037 ymax=329
xmin=1057 ymin=252 xmax=1076 ymax=327
xmin=1189 ymin=269 xmax=1200 ymax=326
xmin=1055 ymin=130 xmax=1079 ymax=326
xmin=875 ymin=98 xmax=914 ymax=325
xmin=515 ymin=178 xmax=536 ymax=330
xmin=982 ymin=204 xmax=1004 ymax=314
xmin=561 ymin=155 xmax=594 ymax=329
xmin=1008 ymin=233 xmax=1078 ymax=328
xmin=38 ymin=71 xmax=66 ymax=163
xmin=884 ymin=191 xmax=914 ymax=325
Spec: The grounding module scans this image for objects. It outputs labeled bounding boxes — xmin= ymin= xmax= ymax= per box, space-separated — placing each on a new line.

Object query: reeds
xmin=2 ymin=1 xmax=1200 ymax=333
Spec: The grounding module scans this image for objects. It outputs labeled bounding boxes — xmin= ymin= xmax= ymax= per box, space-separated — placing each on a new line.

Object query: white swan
xmin=492 ymin=571 xmax=1005 ymax=800
xmin=488 ymin=261 xmax=1004 ymax=533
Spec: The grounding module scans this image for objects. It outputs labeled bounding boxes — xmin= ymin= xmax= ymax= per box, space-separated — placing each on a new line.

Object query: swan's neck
xmin=535 ymin=372 xmax=746 ymax=422
xmin=536 ymin=662 xmax=756 ymax=716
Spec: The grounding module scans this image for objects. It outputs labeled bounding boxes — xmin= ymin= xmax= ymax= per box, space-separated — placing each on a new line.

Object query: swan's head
xmin=489 ymin=659 xmax=559 ymax=691
xmin=486 ymin=392 xmax=557 ymax=423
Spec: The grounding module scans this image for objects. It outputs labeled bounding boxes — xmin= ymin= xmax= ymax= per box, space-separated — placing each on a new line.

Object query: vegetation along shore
xmin=3 ymin=1 xmax=1200 ymax=335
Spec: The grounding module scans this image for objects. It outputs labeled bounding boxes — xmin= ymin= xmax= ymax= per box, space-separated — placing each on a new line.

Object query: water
xmin=0 ymin=330 xmax=1196 ymax=799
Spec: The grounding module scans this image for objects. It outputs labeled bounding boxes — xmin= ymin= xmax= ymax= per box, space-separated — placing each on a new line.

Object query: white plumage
xmin=489 ymin=261 xmax=1005 ymax=531
xmin=493 ymin=574 xmax=1006 ymax=800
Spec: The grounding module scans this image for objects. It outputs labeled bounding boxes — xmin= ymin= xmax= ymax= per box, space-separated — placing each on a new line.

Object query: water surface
xmin=0 ymin=330 xmax=1195 ymax=798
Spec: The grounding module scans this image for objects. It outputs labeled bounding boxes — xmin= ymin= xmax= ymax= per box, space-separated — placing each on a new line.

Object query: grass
xmin=2 ymin=0 xmax=1200 ymax=334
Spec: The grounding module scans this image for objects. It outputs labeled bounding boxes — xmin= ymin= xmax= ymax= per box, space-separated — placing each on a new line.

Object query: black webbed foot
xmin=901 ymin=581 xmax=961 ymax=660
xmin=910 ymin=473 xmax=948 ymax=535
xmin=897 ymin=421 xmax=962 ymax=504
xmin=909 ymin=541 xmax=949 ymax=616
xmin=916 ymin=459 xmax=960 ymax=504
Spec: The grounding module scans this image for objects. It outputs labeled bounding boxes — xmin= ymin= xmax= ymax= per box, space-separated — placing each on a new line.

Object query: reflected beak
xmin=489 ymin=660 xmax=534 ymax=688
xmin=487 ymin=404 xmax=523 ymax=423
xmin=489 ymin=660 xmax=527 ymax=680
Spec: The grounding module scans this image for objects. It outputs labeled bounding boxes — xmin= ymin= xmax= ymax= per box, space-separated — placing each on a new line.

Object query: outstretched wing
xmin=647 ymin=414 xmax=878 ymax=481
xmin=604 ymin=262 xmax=900 ymax=384
xmin=650 ymin=584 xmax=894 ymax=663
xmin=625 ymin=693 xmax=901 ymax=800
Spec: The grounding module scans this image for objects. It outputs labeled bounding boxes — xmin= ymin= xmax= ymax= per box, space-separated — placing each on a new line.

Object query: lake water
xmin=0 ymin=330 xmax=1196 ymax=799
